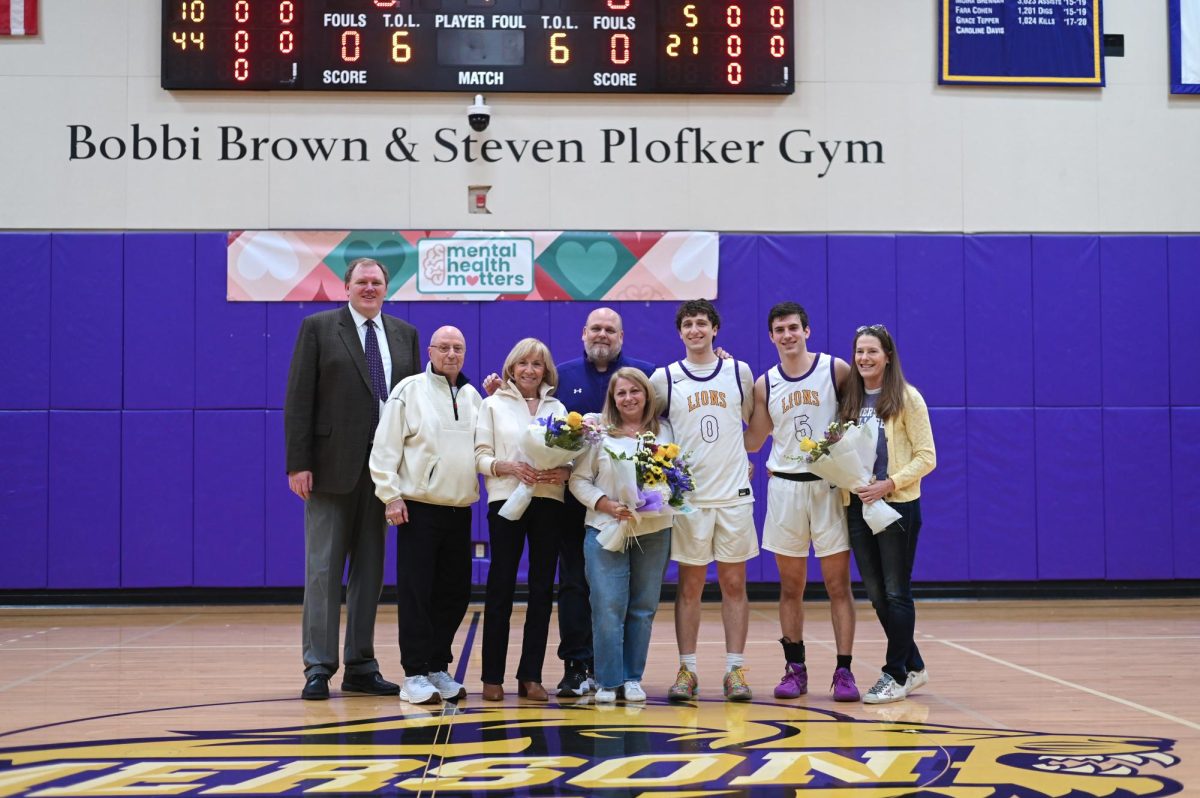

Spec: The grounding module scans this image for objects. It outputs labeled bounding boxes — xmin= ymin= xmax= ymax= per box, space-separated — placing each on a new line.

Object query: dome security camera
xmin=468 ymin=94 xmax=491 ymax=132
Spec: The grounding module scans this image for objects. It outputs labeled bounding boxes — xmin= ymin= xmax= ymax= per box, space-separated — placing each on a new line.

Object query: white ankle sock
xmin=726 ymin=652 xmax=745 ymax=672
xmin=679 ymin=654 xmax=698 ymax=673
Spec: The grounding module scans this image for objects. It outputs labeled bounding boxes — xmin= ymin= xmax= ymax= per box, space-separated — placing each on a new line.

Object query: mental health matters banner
xmin=227 ymin=230 xmax=718 ymax=302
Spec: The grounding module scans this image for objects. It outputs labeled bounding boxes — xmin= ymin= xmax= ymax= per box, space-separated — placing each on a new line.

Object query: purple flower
xmin=636 ymin=488 xmax=665 ymax=513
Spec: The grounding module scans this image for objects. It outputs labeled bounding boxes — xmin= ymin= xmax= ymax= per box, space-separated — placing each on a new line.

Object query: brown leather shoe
xmin=518 ymin=681 xmax=548 ymax=701
xmin=482 ymin=683 xmax=504 ymax=701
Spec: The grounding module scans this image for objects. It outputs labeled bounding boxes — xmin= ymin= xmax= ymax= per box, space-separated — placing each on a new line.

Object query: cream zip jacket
xmin=370 ymin=364 xmax=482 ymax=508
xmin=475 ymin=380 xmax=567 ymax=504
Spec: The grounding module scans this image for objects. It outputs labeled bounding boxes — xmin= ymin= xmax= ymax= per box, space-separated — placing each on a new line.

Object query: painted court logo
xmin=0 ymin=701 xmax=1182 ymax=796
xmin=417 ymin=237 xmax=534 ymax=294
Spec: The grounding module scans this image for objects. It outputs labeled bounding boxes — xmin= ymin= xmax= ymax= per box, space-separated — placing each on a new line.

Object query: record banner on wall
xmin=227 ymin=230 xmax=718 ymax=302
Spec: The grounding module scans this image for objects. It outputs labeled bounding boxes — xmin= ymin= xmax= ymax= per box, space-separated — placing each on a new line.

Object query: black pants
xmin=481 ymin=497 xmax=562 ymax=684
xmin=848 ymin=496 xmax=925 ymax=684
xmin=556 ymin=491 xmax=592 ymax=667
xmin=395 ymin=500 xmax=472 ymax=677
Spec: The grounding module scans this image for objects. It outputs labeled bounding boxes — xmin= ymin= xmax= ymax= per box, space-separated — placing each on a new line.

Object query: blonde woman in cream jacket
xmin=474 ymin=337 xmax=570 ymax=703
xmin=838 ymin=324 xmax=936 ymax=706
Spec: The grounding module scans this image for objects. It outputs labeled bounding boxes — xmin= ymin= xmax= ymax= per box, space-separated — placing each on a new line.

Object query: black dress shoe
xmin=341 ymin=671 xmax=400 ymax=696
xmin=302 ymin=674 xmax=330 ymax=700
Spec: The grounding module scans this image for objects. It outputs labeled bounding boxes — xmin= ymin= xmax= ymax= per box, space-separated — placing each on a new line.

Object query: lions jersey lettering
xmin=779 ymin=389 xmax=821 ymax=413
xmin=687 ymin=390 xmax=728 ymax=411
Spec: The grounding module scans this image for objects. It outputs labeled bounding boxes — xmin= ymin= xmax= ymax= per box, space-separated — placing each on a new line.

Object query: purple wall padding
xmin=124 ymin=234 xmax=196 ymax=409
xmin=4 ymin=231 xmax=1198 ymax=592
xmin=1034 ymin=408 xmax=1105 ymax=579
xmin=1100 ymin=237 xmax=1169 ymax=407
xmin=967 ymin=408 xmax=1038 ymax=579
xmin=264 ymin=410 xmax=302 ymax=585
xmin=1032 ymin=236 xmax=1101 ymax=407
xmin=48 ymin=411 xmax=121 ymax=588
xmin=965 ymin=237 xmax=1033 ymax=407
xmin=547 ymin=301 xmax=591 ymax=365
xmin=196 ymin=233 xmax=267 ymax=408
xmin=266 ymin=303 xmax=339 ymax=409
xmin=916 ymin=408 xmax=968 ymax=582
xmin=51 ymin=234 xmax=123 ymax=409
xmin=0 ymin=412 xmax=48 ymax=588
xmin=265 ymin=409 xmax=305 ymax=586
xmin=122 ymin=411 xmax=193 ymax=587
xmin=828 ymin=236 xmax=897 ymax=349
xmin=1103 ymin=408 xmax=1173 ymax=579
xmin=1168 ymin=236 xmax=1200 ymax=405
xmin=0 ymin=234 xmax=51 ymax=409
xmin=897 ymin=236 xmax=965 ymax=407
xmin=1171 ymin=408 xmax=1200 ymax=578
xmin=194 ymin=410 xmax=266 ymax=586
xmin=759 ymin=235 xmax=829 ymax=352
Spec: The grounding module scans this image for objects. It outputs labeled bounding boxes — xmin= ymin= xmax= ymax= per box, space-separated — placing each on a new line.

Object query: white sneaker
xmin=594 ymin=687 xmax=618 ymax=703
xmin=400 ymin=675 xmax=442 ymax=705
xmin=428 ymin=671 xmax=467 ymax=700
xmin=622 ymin=680 xmax=647 ymax=702
xmin=905 ymin=669 xmax=929 ymax=695
xmin=862 ymin=673 xmax=908 ymax=704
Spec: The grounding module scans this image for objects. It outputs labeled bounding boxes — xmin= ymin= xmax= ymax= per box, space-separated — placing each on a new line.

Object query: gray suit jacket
xmin=284 ymin=306 xmax=420 ymax=494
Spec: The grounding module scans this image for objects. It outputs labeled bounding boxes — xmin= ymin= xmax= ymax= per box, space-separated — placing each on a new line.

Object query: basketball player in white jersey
xmin=650 ymin=299 xmax=757 ymax=702
xmin=744 ymin=302 xmax=859 ymax=702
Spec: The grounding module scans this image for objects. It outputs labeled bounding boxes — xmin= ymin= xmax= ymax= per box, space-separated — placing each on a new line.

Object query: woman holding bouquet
xmin=475 ymin=338 xmax=571 ymax=702
xmin=569 ymin=368 xmax=676 ymax=704
xmin=839 ymin=324 xmax=936 ymax=705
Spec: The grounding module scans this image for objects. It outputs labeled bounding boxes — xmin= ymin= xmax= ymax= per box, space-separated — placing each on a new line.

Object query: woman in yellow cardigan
xmin=839 ymin=324 xmax=936 ymax=705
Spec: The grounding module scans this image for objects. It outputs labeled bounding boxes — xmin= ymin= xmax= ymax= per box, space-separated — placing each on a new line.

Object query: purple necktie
xmin=365 ymin=319 xmax=387 ymax=425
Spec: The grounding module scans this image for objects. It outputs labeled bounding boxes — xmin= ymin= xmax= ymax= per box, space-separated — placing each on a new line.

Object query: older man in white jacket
xmin=370 ymin=325 xmax=482 ymax=706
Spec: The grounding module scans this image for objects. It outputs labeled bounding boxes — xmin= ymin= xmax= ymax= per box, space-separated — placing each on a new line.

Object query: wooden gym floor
xmin=0 ymin=598 xmax=1196 ymax=797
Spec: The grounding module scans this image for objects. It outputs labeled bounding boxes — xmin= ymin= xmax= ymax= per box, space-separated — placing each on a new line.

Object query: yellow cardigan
xmin=843 ymin=384 xmax=936 ymax=505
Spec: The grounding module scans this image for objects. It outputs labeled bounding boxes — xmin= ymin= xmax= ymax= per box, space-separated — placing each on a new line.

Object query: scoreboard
xmin=162 ymin=0 xmax=795 ymax=94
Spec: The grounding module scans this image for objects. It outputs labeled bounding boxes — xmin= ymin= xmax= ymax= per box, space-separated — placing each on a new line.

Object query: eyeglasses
xmin=856 ymin=324 xmax=889 ymax=335
xmin=431 ymin=344 xmax=465 ymax=355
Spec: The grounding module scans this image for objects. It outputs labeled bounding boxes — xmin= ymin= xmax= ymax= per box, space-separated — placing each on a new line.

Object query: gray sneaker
xmin=862 ymin=673 xmax=907 ymax=704
xmin=400 ymin=675 xmax=442 ymax=705
xmin=429 ymin=671 xmax=467 ymax=700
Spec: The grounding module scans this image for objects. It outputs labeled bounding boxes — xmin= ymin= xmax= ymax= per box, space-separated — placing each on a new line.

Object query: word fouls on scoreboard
xmin=162 ymin=0 xmax=794 ymax=94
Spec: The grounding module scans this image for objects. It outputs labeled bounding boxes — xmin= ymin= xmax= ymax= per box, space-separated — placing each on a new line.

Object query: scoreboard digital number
xmin=162 ymin=0 xmax=794 ymax=94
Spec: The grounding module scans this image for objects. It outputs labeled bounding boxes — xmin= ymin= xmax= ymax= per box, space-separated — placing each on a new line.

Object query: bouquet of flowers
xmin=797 ymin=420 xmax=901 ymax=534
xmin=597 ymin=431 xmax=696 ymax=552
xmin=498 ymin=411 xmax=603 ymax=521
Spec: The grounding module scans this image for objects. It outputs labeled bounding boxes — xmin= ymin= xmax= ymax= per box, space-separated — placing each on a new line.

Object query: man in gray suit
xmin=285 ymin=257 xmax=421 ymax=700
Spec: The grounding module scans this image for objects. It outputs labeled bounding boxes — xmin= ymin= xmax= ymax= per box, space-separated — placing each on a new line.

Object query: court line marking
xmin=931 ymin=636 xmax=1200 ymax=732
xmin=4 ymin=633 xmax=1197 ymax=653
xmin=0 ymin=615 xmax=196 ymax=693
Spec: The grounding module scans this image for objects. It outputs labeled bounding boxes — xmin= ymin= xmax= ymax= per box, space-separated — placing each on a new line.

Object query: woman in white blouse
xmin=569 ymin=367 xmax=674 ymax=703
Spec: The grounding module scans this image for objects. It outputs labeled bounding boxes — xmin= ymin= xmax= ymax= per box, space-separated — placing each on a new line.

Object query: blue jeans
xmin=584 ymin=526 xmax=671 ymax=690
xmin=848 ymin=496 xmax=925 ymax=684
